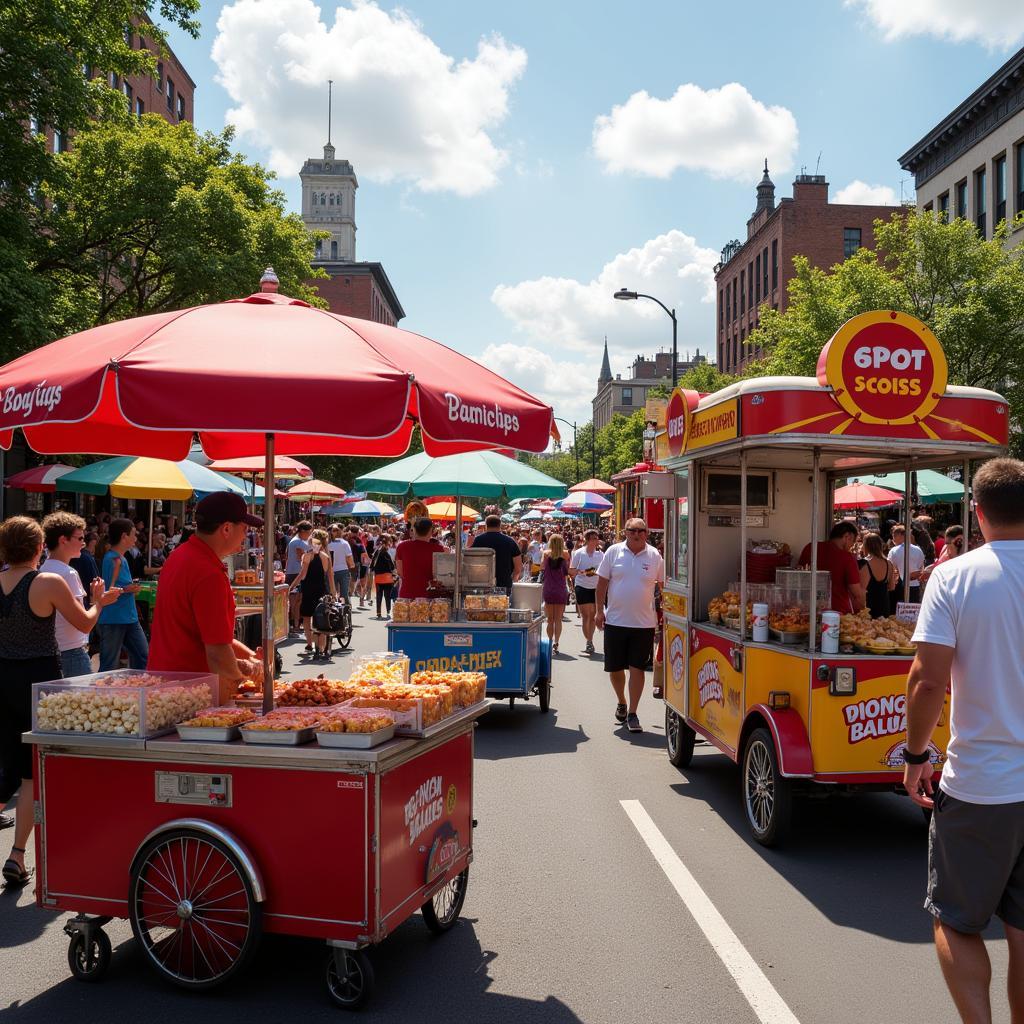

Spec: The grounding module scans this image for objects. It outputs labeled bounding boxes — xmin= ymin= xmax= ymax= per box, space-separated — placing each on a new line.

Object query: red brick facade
xmin=309 ymin=263 xmax=405 ymax=326
xmin=715 ymin=175 xmax=901 ymax=374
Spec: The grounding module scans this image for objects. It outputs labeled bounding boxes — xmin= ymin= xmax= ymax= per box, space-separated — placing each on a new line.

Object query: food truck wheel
xmin=129 ymin=828 xmax=262 ymax=989
xmin=742 ymin=728 xmax=793 ymax=847
xmin=422 ymin=868 xmax=469 ymax=933
xmin=537 ymin=677 xmax=551 ymax=713
xmin=67 ymin=928 xmax=111 ymax=982
xmin=665 ymin=708 xmax=696 ymax=769
xmin=326 ymin=948 xmax=374 ymax=1009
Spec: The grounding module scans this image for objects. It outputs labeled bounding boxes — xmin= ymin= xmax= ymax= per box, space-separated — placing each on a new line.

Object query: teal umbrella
xmin=355 ymin=450 xmax=566 ymax=500
xmin=857 ymin=469 xmax=965 ymax=505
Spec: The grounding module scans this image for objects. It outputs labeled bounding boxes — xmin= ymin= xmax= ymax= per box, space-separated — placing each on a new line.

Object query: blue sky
xmin=164 ymin=0 xmax=1024 ymax=425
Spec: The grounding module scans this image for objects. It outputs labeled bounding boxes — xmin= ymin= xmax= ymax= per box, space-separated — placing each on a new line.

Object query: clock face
xmin=325 ymin=163 xmax=332 ymax=171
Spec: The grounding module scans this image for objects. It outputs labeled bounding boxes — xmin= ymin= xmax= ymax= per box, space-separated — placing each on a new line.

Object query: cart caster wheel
xmin=537 ymin=677 xmax=551 ymax=713
xmin=422 ymin=868 xmax=468 ymax=934
xmin=665 ymin=707 xmax=696 ymax=769
xmin=742 ymin=727 xmax=793 ymax=847
xmin=326 ymin=948 xmax=374 ymax=1009
xmin=68 ymin=929 xmax=111 ymax=983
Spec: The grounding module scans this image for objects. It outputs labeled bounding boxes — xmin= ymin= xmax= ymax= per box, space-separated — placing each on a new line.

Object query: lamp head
xmin=614 ymin=288 xmax=638 ymax=301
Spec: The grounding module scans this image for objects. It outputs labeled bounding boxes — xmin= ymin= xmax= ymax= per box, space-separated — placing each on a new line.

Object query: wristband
xmin=903 ymin=746 xmax=931 ymax=765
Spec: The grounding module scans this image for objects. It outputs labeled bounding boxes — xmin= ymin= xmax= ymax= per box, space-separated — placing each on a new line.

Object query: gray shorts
xmin=925 ymin=788 xmax=1024 ymax=933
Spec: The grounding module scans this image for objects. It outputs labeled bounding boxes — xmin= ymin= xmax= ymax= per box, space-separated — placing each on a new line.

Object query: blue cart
xmin=387 ymin=615 xmax=553 ymax=711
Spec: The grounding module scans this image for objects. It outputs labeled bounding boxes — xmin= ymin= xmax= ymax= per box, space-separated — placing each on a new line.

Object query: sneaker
xmin=0 ymin=813 xmax=14 ymax=830
xmin=304 ymin=643 xmax=314 ymax=653
xmin=585 ymin=641 xmax=594 ymax=654
xmin=626 ymin=713 xmax=642 ymax=733
xmin=614 ymin=703 xmax=627 ymax=723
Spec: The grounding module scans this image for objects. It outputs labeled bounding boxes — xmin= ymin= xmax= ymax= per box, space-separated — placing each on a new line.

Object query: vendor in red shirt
xmin=797 ymin=520 xmax=866 ymax=614
xmin=395 ymin=517 xmax=446 ymax=598
xmin=148 ymin=493 xmax=264 ymax=699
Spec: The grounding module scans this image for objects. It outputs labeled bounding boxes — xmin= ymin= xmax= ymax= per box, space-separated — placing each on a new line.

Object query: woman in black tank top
xmin=0 ymin=516 xmax=120 ymax=886
xmin=858 ymin=532 xmax=895 ymax=619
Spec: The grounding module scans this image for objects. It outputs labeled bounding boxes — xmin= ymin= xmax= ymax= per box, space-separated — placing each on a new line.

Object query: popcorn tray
xmin=241 ymin=726 xmax=317 ymax=746
xmin=176 ymin=724 xmax=243 ymax=742
xmin=316 ymin=724 xmax=396 ymax=749
xmin=854 ymin=643 xmax=913 ymax=657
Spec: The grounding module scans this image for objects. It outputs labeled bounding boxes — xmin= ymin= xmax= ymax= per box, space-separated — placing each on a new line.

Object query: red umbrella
xmin=569 ymin=477 xmax=615 ymax=494
xmin=0 ymin=270 xmax=555 ymax=708
xmin=833 ymin=482 xmax=903 ymax=510
xmin=4 ymin=463 xmax=74 ymax=492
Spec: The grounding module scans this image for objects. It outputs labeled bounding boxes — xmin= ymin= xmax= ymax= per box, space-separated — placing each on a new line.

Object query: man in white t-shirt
xmin=904 ymin=458 xmax=1024 ymax=1023
xmin=569 ymin=529 xmax=603 ymax=655
xmin=595 ymin=519 xmax=665 ymax=733
xmin=328 ymin=524 xmax=355 ymax=601
xmin=887 ymin=525 xmax=925 ymax=608
xmin=40 ymin=512 xmax=94 ymax=677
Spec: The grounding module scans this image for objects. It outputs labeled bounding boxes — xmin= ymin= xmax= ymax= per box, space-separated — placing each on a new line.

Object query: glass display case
xmin=33 ymin=671 xmax=215 ymax=738
xmin=349 ymin=651 xmax=411 ymax=685
xmin=770 ymin=571 xmax=831 ymax=643
xmin=462 ymin=589 xmax=510 ymax=622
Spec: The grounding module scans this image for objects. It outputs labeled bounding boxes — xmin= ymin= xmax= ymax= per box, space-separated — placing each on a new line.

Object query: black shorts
xmin=925 ymin=788 xmax=1024 ymax=932
xmin=574 ymin=586 xmax=597 ymax=605
xmin=603 ymin=624 xmax=655 ymax=673
xmin=0 ymin=655 xmax=62 ymax=792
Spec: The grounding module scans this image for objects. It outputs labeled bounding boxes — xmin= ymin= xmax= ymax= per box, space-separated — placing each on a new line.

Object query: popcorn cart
xmin=27 ymin=666 xmax=486 ymax=1008
xmin=658 ymin=311 xmax=1008 ymax=845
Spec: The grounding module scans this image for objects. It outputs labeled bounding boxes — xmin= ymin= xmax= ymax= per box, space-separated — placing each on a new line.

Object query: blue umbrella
xmin=323 ymin=499 xmax=398 ymax=518
xmin=519 ymin=510 xmax=544 ymax=521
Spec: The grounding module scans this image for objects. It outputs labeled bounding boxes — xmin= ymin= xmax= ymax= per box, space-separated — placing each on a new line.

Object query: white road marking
xmin=621 ymin=799 xmax=801 ymax=1024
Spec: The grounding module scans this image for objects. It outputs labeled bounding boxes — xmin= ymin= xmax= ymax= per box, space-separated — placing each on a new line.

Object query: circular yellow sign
xmin=446 ymin=783 xmax=457 ymax=815
xmin=818 ymin=311 xmax=948 ymax=426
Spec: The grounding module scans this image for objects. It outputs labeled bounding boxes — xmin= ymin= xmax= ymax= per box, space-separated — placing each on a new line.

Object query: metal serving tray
xmin=770 ymin=627 xmax=809 ymax=645
xmin=176 ymin=724 xmax=244 ymax=743
xmin=240 ymin=726 xmax=317 ymax=746
xmin=315 ymin=724 xmax=396 ymax=749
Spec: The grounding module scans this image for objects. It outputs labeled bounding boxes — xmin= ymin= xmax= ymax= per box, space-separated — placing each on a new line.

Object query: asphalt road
xmin=2 ymin=604 xmax=1012 ymax=1023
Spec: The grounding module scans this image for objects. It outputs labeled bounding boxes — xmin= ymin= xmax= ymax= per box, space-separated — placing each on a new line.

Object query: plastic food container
xmin=33 ymin=671 xmax=215 ymax=739
xmin=349 ymin=652 xmax=410 ymax=685
xmin=392 ymin=598 xmax=411 ymax=622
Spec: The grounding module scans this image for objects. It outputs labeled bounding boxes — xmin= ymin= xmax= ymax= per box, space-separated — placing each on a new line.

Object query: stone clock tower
xmin=300 ymin=142 xmax=357 ymax=262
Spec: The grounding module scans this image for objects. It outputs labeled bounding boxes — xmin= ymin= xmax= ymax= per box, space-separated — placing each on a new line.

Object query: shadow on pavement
xmin=10 ymin=913 xmax=584 ymax=1024
xmin=662 ymin=748 xmax=1008 ymax=945
xmin=475 ymin=706 xmax=589 ymax=760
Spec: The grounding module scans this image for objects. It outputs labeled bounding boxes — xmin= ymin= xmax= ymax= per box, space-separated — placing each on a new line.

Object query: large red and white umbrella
xmin=833 ymin=482 xmax=903 ymax=510
xmin=0 ymin=270 xmax=555 ymax=706
xmin=4 ymin=463 xmax=75 ymax=492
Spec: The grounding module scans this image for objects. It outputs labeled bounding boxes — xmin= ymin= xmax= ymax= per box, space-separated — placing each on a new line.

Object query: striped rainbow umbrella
xmin=5 ymin=463 xmax=75 ymax=492
xmin=56 ymin=456 xmax=251 ymax=500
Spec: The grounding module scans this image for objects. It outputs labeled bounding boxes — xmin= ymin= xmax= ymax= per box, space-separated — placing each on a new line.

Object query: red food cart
xmin=28 ymin=705 xmax=485 ymax=1007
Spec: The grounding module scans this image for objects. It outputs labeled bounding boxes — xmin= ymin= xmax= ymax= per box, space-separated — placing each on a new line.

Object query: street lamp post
xmin=613 ymin=288 xmax=679 ymax=387
xmin=554 ymin=417 xmax=579 ymax=483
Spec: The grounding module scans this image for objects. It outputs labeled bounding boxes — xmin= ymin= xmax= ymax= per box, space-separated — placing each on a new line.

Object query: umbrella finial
xmin=259 ymin=267 xmax=280 ymax=293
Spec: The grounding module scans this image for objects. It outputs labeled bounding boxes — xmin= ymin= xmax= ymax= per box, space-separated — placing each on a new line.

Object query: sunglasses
xmin=626 ymin=528 xmax=647 ymax=534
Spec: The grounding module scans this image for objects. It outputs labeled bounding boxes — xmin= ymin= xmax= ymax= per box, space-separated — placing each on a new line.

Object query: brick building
xmin=300 ymin=142 xmax=405 ymax=325
xmin=899 ymin=44 xmax=1024 ymax=252
xmin=592 ymin=339 xmax=705 ymax=431
xmin=714 ymin=164 xmax=901 ymax=374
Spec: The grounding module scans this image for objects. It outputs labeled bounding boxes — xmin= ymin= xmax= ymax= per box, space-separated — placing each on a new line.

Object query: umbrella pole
xmin=262 ymin=433 xmax=276 ymax=716
xmin=147 ymin=501 xmax=154 ymax=568
xmin=454 ymin=497 xmax=463 ymax=614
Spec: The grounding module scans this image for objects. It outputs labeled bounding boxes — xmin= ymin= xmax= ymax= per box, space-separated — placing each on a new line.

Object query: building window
xmin=748 ymin=261 xmax=753 ymax=310
xmin=956 ymin=179 xmax=968 ymax=219
xmin=156 ymin=62 xmax=163 ymax=88
xmin=762 ymin=245 xmax=768 ymax=296
xmin=177 ymin=94 xmax=186 ymax=120
xmin=53 ymin=129 xmax=66 ymax=153
xmin=320 ymin=192 xmax=326 ymax=205
xmin=731 ymin=278 xmax=737 ymax=320
xmin=330 ymin=240 xmax=338 ymax=259
xmin=923 ymin=202 xmax=933 ymax=213
xmin=28 ymin=114 xmax=39 ymax=134
xmin=843 ymin=227 xmax=861 ymax=259
xmin=719 ymin=290 xmax=724 ymax=331
xmin=315 ymin=239 xmax=322 ymax=258
xmin=995 ymin=154 xmax=1007 ymax=225
xmin=740 ymin=270 xmax=745 ymax=313
xmin=621 ymin=388 xmax=633 ymax=406
xmin=166 ymin=78 xmax=174 ymax=110
xmin=1016 ymin=142 xmax=1024 ymax=217
xmin=135 ymin=97 xmax=144 ymax=116
xmin=755 ymin=253 xmax=761 ymax=303
xmin=975 ymin=167 xmax=987 ymax=236
xmin=312 ymin=193 xmax=318 ymax=207
xmin=109 ymin=71 xmax=119 ymax=89
xmin=82 ymin=64 xmax=92 ymax=80
xmin=123 ymin=81 xmax=133 ymax=104
xmin=938 ymin=192 xmax=950 ymax=220
xmin=771 ymin=239 xmax=778 ymax=289
xmin=124 ymin=24 xmax=133 ymax=46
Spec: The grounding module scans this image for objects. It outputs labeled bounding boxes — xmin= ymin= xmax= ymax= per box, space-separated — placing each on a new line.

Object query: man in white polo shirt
xmin=595 ymin=518 xmax=665 ymax=733
xmin=903 ymin=457 xmax=1024 ymax=1024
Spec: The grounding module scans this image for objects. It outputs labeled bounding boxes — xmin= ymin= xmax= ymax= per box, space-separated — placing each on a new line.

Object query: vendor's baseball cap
xmin=195 ymin=492 xmax=263 ymax=529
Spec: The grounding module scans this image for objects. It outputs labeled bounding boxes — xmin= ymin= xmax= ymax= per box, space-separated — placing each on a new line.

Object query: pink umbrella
xmin=5 ymin=463 xmax=75 ymax=492
xmin=834 ymin=482 xmax=903 ymax=509
xmin=282 ymin=479 xmax=346 ymax=502
xmin=207 ymin=455 xmax=313 ymax=479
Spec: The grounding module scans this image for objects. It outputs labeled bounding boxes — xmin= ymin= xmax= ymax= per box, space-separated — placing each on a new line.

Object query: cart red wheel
xmin=537 ymin=677 xmax=551 ymax=713
xmin=422 ymin=867 xmax=468 ymax=934
xmin=326 ymin=948 xmax=374 ymax=1009
xmin=129 ymin=827 xmax=262 ymax=989
xmin=742 ymin=727 xmax=793 ymax=847
xmin=665 ymin=707 xmax=696 ymax=769
xmin=67 ymin=928 xmax=111 ymax=982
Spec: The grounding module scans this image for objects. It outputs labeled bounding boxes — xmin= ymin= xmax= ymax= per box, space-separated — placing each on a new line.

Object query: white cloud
xmin=592 ymin=83 xmax=798 ymax=182
xmin=489 ymin=230 xmax=718 ymax=424
xmin=846 ymin=0 xmax=1024 ymax=49
xmin=211 ymin=0 xmax=527 ymax=195
xmin=833 ymin=180 xmax=900 ymax=205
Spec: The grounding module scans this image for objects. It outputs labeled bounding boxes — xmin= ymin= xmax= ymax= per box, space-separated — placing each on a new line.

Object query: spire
xmin=599 ymin=336 xmax=612 ymax=384
xmin=755 ymin=158 xmax=775 ymax=215
xmin=324 ymin=80 xmax=335 ymax=160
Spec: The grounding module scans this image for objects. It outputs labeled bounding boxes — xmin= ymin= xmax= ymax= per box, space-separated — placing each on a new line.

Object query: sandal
xmin=3 ymin=847 xmax=31 ymax=888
